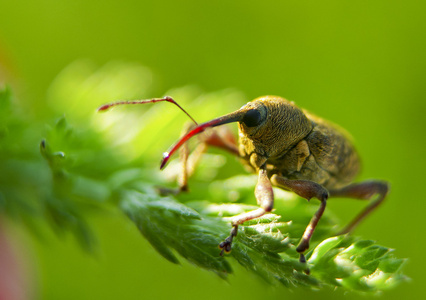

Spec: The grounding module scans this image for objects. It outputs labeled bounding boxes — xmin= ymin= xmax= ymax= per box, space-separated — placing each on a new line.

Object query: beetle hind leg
xmin=329 ymin=180 xmax=389 ymax=235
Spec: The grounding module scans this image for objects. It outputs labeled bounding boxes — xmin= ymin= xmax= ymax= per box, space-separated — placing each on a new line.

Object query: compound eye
xmin=242 ymin=109 xmax=262 ymax=127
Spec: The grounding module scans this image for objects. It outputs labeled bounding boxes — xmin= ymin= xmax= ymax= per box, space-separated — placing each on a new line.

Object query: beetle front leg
xmin=180 ymin=126 xmax=240 ymax=191
xmin=219 ymin=167 xmax=274 ymax=255
xmin=164 ymin=125 xmax=240 ymax=196
xmin=271 ymin=175 xmax=328 ymax=268
xmin=158 ymin=123 xmax=203 ymax=195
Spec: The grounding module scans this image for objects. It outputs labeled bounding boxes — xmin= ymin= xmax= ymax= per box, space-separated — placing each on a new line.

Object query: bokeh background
xmin=0 ymin=0 xmax=425 ymax=299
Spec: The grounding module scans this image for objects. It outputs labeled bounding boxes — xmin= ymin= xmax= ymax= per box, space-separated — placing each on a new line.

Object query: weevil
xmin=98 ymin=96 xmax=389 ymax=267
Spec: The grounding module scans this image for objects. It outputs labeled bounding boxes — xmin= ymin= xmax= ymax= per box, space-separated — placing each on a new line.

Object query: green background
xmin=0 ymin=0 xmax=424 ymax=299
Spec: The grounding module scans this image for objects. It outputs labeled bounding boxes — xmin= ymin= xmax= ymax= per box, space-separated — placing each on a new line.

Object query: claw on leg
xmin=298 ymin=253 xmax=310 ymax=275
xmin=219 ymin=225 xmax=238 ymax=256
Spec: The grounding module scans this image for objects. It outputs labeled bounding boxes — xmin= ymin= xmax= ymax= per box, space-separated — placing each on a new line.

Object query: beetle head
xmin=238 ymin=96 xmax=313 ymax=159
xmin=161 ymin=96 xmax=313 ymax=169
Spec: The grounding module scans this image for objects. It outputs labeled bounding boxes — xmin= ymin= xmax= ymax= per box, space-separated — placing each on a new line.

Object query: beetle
xmin=98 ymin=95 xmax=389 ymax=266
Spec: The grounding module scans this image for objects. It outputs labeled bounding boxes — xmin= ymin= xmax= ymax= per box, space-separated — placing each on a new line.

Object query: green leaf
xmin=121 ymin=189 xmax=232 ymax=275
xmin=116 ymin=173 xmax=407 ymax=291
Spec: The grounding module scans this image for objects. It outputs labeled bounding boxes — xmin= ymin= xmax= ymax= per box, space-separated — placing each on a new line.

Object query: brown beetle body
xmin=238 ymin=96 xmax=360 ymax=190
xmin=98 ymin=95 xmax=389 ymax=271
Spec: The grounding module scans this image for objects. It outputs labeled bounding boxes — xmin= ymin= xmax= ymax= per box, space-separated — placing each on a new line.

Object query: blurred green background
xmin=0 ymin=0 xmax=424 ymax=299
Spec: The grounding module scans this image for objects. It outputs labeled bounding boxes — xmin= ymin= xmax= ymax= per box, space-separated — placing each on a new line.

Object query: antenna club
xmin=97 ymin=104 xmax=112 ymax=112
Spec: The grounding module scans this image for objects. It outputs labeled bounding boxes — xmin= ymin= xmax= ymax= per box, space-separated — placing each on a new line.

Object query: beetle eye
xmin=242 ymin=109 xmax=262 ymax=127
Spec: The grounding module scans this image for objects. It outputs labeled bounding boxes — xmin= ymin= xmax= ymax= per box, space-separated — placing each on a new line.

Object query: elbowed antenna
xmin=160 ymin=109 xmax=246 ymax=169
xmin=97 ymin=96 xmax=198 ymax=125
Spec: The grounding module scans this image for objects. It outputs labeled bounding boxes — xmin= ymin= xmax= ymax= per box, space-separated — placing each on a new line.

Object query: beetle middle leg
xmin=270 ymin=175 xmax=329 ymax=266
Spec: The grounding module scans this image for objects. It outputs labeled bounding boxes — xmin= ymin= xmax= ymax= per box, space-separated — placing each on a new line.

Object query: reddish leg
xmin=271 ymin=175 xmax=329 ymax=267
xmin=199 ymin=126 xmax=239 ymax=156
xmin=161 ymin=124 xmax=239 ymax=194
xmin=329 ymin=180 xmax=389 ymax=235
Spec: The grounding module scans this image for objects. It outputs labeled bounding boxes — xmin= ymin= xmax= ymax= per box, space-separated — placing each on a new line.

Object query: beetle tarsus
xmin=219 ymin=225 xmax=238 ymax=256
xmin=298 ymin=253 xmax=311 ymax=274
